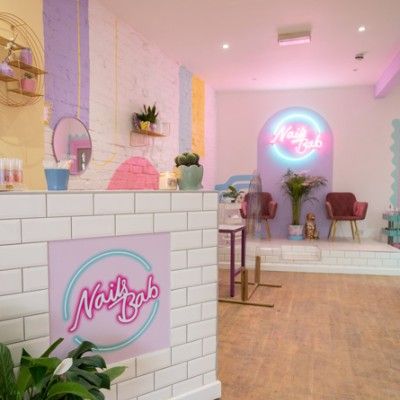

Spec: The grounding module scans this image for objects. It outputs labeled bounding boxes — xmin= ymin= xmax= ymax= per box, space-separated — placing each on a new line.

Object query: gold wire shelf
xmin=8 ymin=88 xmax=43 ymax=97
xmin=9 ymin=60 xmax=46 ymax=75
xmin=0 ymin=72 xmax=17 ymax=82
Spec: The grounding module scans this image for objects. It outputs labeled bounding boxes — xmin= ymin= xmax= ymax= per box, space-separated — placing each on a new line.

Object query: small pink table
xmin=218 ymin=224 xmax=246 ymax=297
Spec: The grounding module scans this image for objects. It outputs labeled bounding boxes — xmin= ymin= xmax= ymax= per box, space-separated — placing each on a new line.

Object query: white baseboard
xmin=219 ymin=261 xmax=400 ymax=276
xmin=172 ymin=381 xmax=221 ymax=400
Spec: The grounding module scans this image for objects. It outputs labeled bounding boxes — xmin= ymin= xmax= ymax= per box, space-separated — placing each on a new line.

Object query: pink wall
xmin=217 ymin=85 xmax=400 ymax=238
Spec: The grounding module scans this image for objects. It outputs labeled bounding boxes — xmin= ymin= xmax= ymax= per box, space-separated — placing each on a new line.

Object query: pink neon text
xmin=270 ymin=125 xmax=323 ymax=154
xmin=68 ymin=274 xmax=160 ymax=332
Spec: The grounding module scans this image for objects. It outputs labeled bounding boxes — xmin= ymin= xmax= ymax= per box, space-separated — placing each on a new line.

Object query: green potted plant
xmin=281 ymin=169 xmax=326 ymax=240
xmin=174 ymin=152 xmax=203 ymax=190
xmin=0 ymin=338 xmax=125 ymax=400
xmin=135 ymin=104 xmax=158 ymax=131
xmin=21 ymin=72 xmax=36 ymax=93
xmin=222 ymin=185 xmax=244 ymax=203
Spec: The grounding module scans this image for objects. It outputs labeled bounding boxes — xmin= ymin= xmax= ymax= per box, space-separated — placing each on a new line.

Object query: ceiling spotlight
xmin=278 ymin=31 xmax=311 ymax=46
xmin=222 ymin=43 xmax=230 ymax=50
xmin=358 ymin=26 xmax=366 ymax=32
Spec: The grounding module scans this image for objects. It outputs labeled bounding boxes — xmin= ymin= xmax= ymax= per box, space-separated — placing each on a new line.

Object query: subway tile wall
xmin=0 ymin=191 xmax=220 ymax=400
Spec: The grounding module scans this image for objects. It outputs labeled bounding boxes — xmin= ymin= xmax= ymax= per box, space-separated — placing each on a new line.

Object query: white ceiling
xmin=100 ymin=0 xmax=400 ymax=91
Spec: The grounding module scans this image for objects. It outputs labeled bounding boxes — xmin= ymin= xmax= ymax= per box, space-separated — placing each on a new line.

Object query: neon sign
xmin=49 ymin=234 xmax=170 ymax=362
xmin=68 ymin=274 xmax=160 ymax=333
xmin=265 ymin=108 xmax=331 ymax=163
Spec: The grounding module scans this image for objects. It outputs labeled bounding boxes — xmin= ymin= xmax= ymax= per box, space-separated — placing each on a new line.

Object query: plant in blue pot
xmin=174 ymin=152 xmax=203 ymax=190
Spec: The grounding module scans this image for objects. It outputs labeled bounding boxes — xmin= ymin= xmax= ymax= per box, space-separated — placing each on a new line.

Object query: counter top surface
xmin=0 ymin=189 xmax=217 ymax=194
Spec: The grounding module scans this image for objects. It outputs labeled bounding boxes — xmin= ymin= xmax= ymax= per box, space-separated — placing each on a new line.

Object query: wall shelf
xmin=8 ymin=88 xmax=43 ymax=97
xmin=0 ymin=73 xmax=17 ymax=82
xmin=132 ymin=128 xmax=166 ymax=137
xmin=0 ymin=35 xmax=23 ymax=51
xmin=9 ymin=60 xmax=46 ymax=75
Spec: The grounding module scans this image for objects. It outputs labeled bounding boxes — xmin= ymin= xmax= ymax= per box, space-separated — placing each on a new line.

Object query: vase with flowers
xmin=281 ymin=169 xmax=327 ymax=240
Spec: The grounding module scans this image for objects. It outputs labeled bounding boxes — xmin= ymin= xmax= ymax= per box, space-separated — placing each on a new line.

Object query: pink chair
xmin=325 ymin=192 xmax=368 ymax=241
xmin=240 ymin=192 xmax=278 ymax=239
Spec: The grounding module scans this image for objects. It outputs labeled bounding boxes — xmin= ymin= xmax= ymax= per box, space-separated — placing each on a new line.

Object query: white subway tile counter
xmin=0 ymin=190 xmax=221 ymax=400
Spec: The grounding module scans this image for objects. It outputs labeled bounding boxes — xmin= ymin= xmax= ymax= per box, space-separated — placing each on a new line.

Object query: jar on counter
xmin=159 ymin=171 xmax=177 ymax=190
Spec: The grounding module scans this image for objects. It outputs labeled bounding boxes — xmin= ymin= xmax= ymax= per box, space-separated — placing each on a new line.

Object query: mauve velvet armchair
xmin=240 ymin=192 xmax=278 ymax=239
xmin=325 ymin=192 xmax=368 ymax=241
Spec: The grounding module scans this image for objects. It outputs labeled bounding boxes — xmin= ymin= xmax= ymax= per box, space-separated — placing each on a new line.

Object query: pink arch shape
xmin=107 ymin=157 xmax=159 ymax=190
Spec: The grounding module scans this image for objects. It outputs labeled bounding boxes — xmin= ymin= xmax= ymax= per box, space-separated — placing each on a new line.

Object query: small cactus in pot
xmin=174 ymin=152 xmax=203 ymax=190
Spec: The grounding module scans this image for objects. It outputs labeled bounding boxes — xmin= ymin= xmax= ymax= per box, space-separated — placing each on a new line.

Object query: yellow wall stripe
xmin=191 ymin=76 xmax=205 ymax=156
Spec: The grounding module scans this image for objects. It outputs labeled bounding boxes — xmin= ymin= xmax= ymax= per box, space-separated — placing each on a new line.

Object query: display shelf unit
xmin=9 ymin=60 xmax=46 ymax=75
xmin=0 ymin=72 xmax=17 ymax=82
xmin=382 ymin=212 xmax=400 ymax=245
xmin=0 ymin=35 xmax=23 ymax=50
xmin=8 ymin=88 xmax=42 ymax=97
xmin=132 ymin=128 xmax=165 ymax=137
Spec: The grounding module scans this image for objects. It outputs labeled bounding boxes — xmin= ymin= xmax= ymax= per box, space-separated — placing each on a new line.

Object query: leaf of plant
xmin=74 ymin=355 xmax=106 ymax=369
xmin=68 ymin=367 xmax=102 ymax=387
xmin=28 ymin=365 xmax=48 ymax=385
xmin=94 ymin=372 xmax=110 ymax=389
xmin=103 ymin=366 xmax=126 ymax=383
xmin=41 ymin=337 xmax=64 ymax=357
xmin=23 ymin=356 xmax=60 ymax=370
xmin=68 ymin=341 xmax=96 ymax=359
xmin=89 ymin=387 xmax=105 ymax=400
xmin=0 ymin=343 xmax=18 ymax=400
xmin=46 ymin=382 xmax=96 ymax=400
xmin=16 ymin=364 xmax=32 ymax=394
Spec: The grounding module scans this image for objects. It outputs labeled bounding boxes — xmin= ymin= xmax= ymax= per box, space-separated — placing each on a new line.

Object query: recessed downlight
xmin=222 ymin=43 xmax=230 ymax=50
xmin=358 ymin=25 xmax=366 ymax=32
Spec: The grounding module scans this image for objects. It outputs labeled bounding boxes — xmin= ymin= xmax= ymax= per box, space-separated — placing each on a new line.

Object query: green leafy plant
xmin=0 ymin=338 xmax=126 ymax=400
xmin=23 ymin=72 xmax=34 ymax=79
xmin=222 ymin=185 xmax=243 ymax=202
xmin=281 ymin=169 xmax=327 ymax=225
xmin=135 ymin=104 xmax=158 ymax=123
xmin=174 ymin=152 xmax=201 ymax=167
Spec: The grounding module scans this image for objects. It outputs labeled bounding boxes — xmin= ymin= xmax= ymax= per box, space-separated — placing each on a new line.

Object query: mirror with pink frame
xmin=52 ymin=117 xmax=92 ymax=175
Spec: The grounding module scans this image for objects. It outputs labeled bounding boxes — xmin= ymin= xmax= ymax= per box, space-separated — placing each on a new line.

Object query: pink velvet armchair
xmin=325 ymin=192 xmax=368 ymax=241
xmin=240 ymin=192 xmax=278 ymax=239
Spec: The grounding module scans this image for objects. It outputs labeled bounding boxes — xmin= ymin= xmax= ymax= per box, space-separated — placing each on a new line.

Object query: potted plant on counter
xmin=0 ymin=338 xmax=125 ymax=399
xmin=174 ymin=151 xmax=203 ymax=190
xmin=282 ymin=169 xmax=326 ymax=240
xmin=135 ymin=104 xmax=158 ymax=131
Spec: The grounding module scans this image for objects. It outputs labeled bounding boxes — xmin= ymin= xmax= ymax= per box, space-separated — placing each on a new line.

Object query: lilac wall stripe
xmin=44 ymin=0 xmax=90 ymax=129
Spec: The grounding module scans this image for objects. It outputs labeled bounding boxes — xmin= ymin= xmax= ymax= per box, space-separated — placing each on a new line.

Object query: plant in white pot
xmin=174 ymin=152 xmax=203 ymax=190
xmin=135 ymin=104 xmax=158 ymax=131
xmin=281 ymin=169 xmax=326 ymax=240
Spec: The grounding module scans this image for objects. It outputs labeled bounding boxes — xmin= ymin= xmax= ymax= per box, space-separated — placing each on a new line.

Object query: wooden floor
xmin=218 ymin=270 xmax=400 ymax=400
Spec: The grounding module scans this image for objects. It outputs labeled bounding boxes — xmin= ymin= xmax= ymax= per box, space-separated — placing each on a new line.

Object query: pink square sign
xmin=48 ymin=233 xmax=170 ymax=363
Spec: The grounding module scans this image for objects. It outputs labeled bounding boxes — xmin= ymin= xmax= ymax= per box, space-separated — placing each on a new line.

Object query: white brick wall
xmin=0 ymin=191 xmax=220 ymax=400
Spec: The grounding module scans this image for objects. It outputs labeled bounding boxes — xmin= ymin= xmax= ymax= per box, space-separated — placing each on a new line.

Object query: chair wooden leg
xmin=328 ymin=221 xmax=333 ymax=239
xmin=354 ymin=221 xmax=361 ymax=242
xmin=331 ymin=220 xmax=337 ymax=240
xmin=266 ymin=220 xmax=271 ymax=240
xmin=350 ymin=221 xmax=355 ymax=240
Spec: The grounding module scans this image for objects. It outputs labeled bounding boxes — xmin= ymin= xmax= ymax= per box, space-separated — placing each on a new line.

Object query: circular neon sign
xmin=265 ymin=107 xmax=331 ymax=162
xmin=62 ymin=249 xmax=159 ymax=352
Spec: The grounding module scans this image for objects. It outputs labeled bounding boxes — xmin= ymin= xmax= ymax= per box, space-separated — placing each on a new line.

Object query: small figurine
xmin=305 ymin=212 xmax=319 ymax=239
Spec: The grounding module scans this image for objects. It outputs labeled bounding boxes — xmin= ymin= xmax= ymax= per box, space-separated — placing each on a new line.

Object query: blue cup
xmin=44 ymin=168 xmax=69 ymax=190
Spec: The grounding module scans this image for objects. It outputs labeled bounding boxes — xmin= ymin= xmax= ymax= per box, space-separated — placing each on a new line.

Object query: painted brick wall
xmin=0 ymin=191 xmax=221 ymax=400
xmin=44 ymin=1 xmax=216 ymax=191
